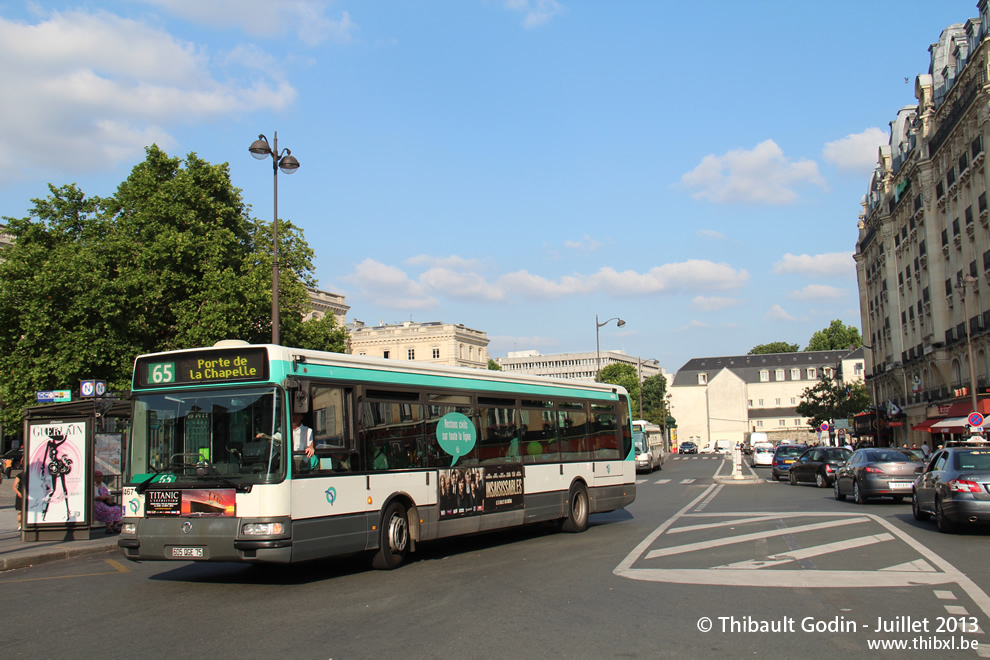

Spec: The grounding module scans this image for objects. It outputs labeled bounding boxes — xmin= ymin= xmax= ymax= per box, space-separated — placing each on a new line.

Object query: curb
xmin=0 ymin=543 xmax=120 ymax=572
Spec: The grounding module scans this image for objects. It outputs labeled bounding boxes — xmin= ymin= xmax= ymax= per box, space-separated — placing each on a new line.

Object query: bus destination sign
xmin=136 ymin=347 xmax=269 ymax=388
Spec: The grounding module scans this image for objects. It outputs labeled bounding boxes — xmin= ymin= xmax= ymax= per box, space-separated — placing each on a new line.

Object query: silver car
xmin=833 ymin=448 xmax=924 ymax=503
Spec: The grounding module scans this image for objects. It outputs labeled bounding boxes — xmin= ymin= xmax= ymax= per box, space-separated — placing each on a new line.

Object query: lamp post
xmin=955 ymin=274 xmax=981 ymax=418
xmin=595 ymin=315 xmax=625 ymax=381
xmin=249 ymin=132 xmax=300 ymax=345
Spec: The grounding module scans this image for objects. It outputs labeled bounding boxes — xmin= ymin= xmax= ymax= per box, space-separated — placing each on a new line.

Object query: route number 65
xmin=148 ymin=362 xmax=175 ymax=384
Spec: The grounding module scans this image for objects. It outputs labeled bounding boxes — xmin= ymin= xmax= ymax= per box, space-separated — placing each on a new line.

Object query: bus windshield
xmin=633 ymin=431 xmax=647 ymax=453
xmin=128 ymin=386 xmax=286 ymax=485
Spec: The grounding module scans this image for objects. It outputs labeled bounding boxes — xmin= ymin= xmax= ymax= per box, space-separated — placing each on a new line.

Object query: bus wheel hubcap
xmin=389 ymin=515 xmax=408 ymax=553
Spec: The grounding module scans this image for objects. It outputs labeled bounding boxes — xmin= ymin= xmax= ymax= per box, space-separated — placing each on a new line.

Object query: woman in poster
xmin=40 ymin=429 xmax=72 ymax=521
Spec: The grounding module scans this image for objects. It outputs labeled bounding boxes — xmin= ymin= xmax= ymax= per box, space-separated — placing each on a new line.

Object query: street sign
xmin=837 ymin=428 xmax=846 ymax=438
xmin=819 ymin=422 xmax=830 ymax=432
xmin=968 ymin=412 xmax=984 ymax=428
xmin=36 ymin=390 xmax=71 ymax=403
xmin=80 ymin=379 xmax=107 ymax=398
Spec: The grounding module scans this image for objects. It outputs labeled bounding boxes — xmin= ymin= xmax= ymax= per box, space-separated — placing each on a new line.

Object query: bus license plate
xmin=171 ymin=547 xmax=204 ymax=558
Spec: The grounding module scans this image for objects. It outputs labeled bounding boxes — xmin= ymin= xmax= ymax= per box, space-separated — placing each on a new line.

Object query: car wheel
xmin=912 ymin=491 xmax=930 ymax=521
xmin=789 ymin=471 xmax=797 ymax=485
xmin=892 ymin=495 xmax=904 ymax=502
xmin=816 ymin=472 xmax=827 ymax=488
xmin=561 ymin=482 xmax=590 ymax=533
xmin=834 ymin=478 xmax=846 ymax=501
xmin=935 ymin=498 xmax=956 ymax=534
xmin=854 ymin=479 xmax=868 ymax=504
xmin=371 ymin=501 xmax=410 ymax=570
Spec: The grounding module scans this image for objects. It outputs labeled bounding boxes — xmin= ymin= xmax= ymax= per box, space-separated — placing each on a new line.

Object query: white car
xmin=751 ymin=444 xmax=774 ymax=467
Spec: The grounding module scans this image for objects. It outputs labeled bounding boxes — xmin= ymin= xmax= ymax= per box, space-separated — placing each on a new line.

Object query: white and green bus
xmin=118 ymin=341 xmax=636 ymax=568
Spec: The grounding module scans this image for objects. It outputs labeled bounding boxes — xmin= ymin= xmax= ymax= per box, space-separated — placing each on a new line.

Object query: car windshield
xmin=128 ymin=386 xmax=286 ymax=486
xmin=755 ymin=447 xmax=772 ymax=454
xmin=953 ymin=450 xmax=990 ymax=471
xmin=865 ymin=449 xmax=922 ymax=463
xmin=824 ymin=448 xmax=852 ymax=461
xmin=775 ymin=446 xmax=804 ymax=458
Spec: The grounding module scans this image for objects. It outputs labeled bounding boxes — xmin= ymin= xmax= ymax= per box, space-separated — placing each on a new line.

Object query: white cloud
xmin=136 ymin=0 xmax=357 ymax=46
xmin=343 ymin=258 xmax=440 ymax=310
xmin=822 ymin=127 xmax=887 ymax=175
xmin=563 ymin=235 xmax=603 ymax=251
xmin=420 ymin=267 xmax=506 ymax=302
xmin=691 ymin=296 xmax=744 ymax=312
xmin=697 ymin=229 xmax=727 ymax=240
xmin=679 ymin=139 xmax=826 ymax=204
xmin=677 ymin=320 xmax=709 ymax=331
xmin=766 ymin=304 xmax=796 ymax=321
xmin=774 ymin=252 xmax=855 ymax=278
xmin=788 ymin=284 xmax=846 ymax=300
xmin=0 ymin=9 xmax=295 ymax=183
xmin=500 ymin=260 xmax=749 ymax=300
xmin=406 ymin=254 xmax=486 ymax=271
xmin=504 ymin=0 xmax=563 ymax=28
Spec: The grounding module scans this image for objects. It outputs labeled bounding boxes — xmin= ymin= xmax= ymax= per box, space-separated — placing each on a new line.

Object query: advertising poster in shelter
xmin=25 ymin=420 xmax=89 ymax=526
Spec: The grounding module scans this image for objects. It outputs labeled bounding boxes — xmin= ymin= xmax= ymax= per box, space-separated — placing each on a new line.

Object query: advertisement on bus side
xmin=438 ymin=465 xmax=524 ymax=519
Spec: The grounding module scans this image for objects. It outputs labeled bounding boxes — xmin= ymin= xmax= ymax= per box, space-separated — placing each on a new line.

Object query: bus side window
xmin=307 ymin=386 xmax=355 ymax=475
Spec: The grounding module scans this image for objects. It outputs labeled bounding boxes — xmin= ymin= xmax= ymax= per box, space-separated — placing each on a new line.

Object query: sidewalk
xmin=0 ymin=472 xmax=120 ymax=571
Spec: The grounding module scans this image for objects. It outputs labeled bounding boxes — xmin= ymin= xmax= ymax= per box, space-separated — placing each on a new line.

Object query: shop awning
xmin=912 ymin=419 xmax=940 ymax=432
xmin=930 ymin=417 xmax=970 ymax=434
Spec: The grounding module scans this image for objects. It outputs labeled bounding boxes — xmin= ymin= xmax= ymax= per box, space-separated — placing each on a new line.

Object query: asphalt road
xmin=3 ymin=455 xmax=990 ymax=659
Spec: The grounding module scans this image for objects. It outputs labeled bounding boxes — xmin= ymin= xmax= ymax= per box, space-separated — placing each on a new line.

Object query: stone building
xmin=349 ymin=321 xmax=490 ymax=369
xmin=669 ymin=349 xmax=865 ymax=450
xmin=855 ymin=3 xmax=990 ymax=446
xmin=496 ymin=349 xmax=663 ymax=383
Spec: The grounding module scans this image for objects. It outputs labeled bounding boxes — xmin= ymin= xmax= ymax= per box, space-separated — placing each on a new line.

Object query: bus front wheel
xmin=561 ymin=483 xmax=589 ymax=533
xmin=372 ymin=501 xmax=410 ymax=570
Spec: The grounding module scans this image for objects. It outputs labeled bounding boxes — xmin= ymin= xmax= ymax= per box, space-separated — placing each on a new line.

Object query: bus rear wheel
xmin=371 ymin=501 xmax=409 ymax=570
xmin=561 ymin=483 xmax=589 ymax=533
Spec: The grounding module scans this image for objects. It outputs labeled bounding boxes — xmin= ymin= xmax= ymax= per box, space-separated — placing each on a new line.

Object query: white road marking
xmin=669 ymin=515 xmax=783 ymax=535
xmin=644 ymin=517 xmax=870 ymax=560
xmin=679 ymin=478 xmax=696 ymax=484
xmin=934 ymin=590 xmax=957 ymax=599
xmin=712 ymin=533 xmax=895 ymax=570
xmin=880 ymin=559 xmax=936 ymax=572
xmin=654 ymin=479 xmax=671 ymax=485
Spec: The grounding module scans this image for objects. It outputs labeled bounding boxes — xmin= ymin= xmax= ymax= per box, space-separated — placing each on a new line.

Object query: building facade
xmin=669 ymin=350 xmax=865 ymax=450
xmin=349 ymin=321 xmax=490 ymax=369
xmin=855 ymin=3 xmax=990 ymax=446
xmin=496 ymin=350 xmax=664 ymax=383
xmin=304 ymin=287 xmax=349 ymax=326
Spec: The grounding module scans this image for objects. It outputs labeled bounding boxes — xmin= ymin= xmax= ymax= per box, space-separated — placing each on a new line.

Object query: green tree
xmin=291 ymin=314 xmax=350 ymax=353
xmin=795 ymin=377 xmax=870 ymax=431
xmin=805 ymin=320 xmax=863 ymax=352
xmin=598 ymin=363 xmax=641 ymax=416
xmin=487 ymin=359 xmax=502 ymax=371
xmin=0 ymin=145 xmax=325 ymax=432
xmin=639 ymin=374 xmax=669 ymax=425
xmin=748 ymin=342 xmax=800 ymax=355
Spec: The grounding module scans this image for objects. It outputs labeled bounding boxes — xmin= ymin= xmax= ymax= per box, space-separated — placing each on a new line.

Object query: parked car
xmin=913 ymin=442 xmax=990 ymax=532
xmin=751 ymin=443 xmax=775 ymax=468
xmin=2 ymin=447 xmax=22 ymax=477
xmin=771 ymin=444 xmax=807 ymax=481
xmin=788 ymin=446 xmax=852 ymax=487
xmin=678 ymin=441 xmax=698 ymax=455
xmin=833 ymin=447 xmax=925 ymax=503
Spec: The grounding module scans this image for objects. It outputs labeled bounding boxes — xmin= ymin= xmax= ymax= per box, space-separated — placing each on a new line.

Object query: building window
xmin=778 ymin=419 xmax=786 ymax=427
xmin=823 ymin=367 xmax=833 ymax=379
xmin=807 ymin=368 xmax=817 ymax=380
xmin=407 ymin=348 xmax=415 ymax=360
xmin=432 ymin=347 xmax=440 ymax=359
xmin=760 ymin=370 xmax=769 ymax=382
xmin=748 ymin=399 xmax=753 ymax=407
xmin=775 ymin=398 xmax=781 ymax=406
xmin=854 ymin=362 xmax=863 ymax=376
xmin=794 ymin=419 xmax=802 ymax=426
xmin=791 ymin=368 xmax=800 ymax=380
xmin=758 ymin=399 xmax=764 ymax=407
xmin=775 ymin=369 xmax=785 ymax=381
xmin=383 ymin=350 xmax=390 ymax=359
xmin=756 ymin=420 xmax=764 ymax=428
xmin=790 ymin=397 xmax=796 ymax=405
xmin=698 ymin=373 xmax=708 ymax=385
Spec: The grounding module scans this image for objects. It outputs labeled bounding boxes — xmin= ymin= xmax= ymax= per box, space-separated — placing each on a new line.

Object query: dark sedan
xmin=833 ymin=448 xmax=925 ymax=503
xmin=913 ymin=443 xmax=990 ymax=533
xmin=788 ymin=446 xmax=852 ymax=488
xmin=678 ymin=442 xmax=698 ymax=455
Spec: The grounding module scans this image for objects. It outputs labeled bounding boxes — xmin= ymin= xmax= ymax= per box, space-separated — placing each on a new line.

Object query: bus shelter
xmin=19 ymin=399 xmax=130 ymax=541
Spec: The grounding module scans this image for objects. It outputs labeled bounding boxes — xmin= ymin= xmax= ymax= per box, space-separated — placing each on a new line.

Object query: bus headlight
xmin=242 ymin=522 xmax=285 ymax=536
xmin=121 ymin=522 xmax=137 ymax=535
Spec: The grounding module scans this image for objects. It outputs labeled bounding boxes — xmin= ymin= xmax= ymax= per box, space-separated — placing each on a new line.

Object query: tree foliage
xmin=0 ymin=145 xmax=330 ymax=432
xmin=748 ymin=342 xmax=800 ymax=355
xmin=598 ymin=362 xmax=640 ymax=412
xmin=795 ymin=377 xmax=870 ymax=431
xmin=639 ymin=374 xmax=670 ymax=426
xmin=805 ymin=319 xmax=863 ymax=352
xmin=487 ymin=359 xmax=502 ymax=371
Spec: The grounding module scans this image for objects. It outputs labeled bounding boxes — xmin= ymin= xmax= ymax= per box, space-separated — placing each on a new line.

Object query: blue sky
xmin=0 ymin=1 xmax=977 ymax=373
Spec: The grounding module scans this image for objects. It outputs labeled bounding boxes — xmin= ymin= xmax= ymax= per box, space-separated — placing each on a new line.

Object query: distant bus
xmin=632 ymin=420 xmax=664 ymax=472
xmin=117 ymin=342 xmax=636 ymax=568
